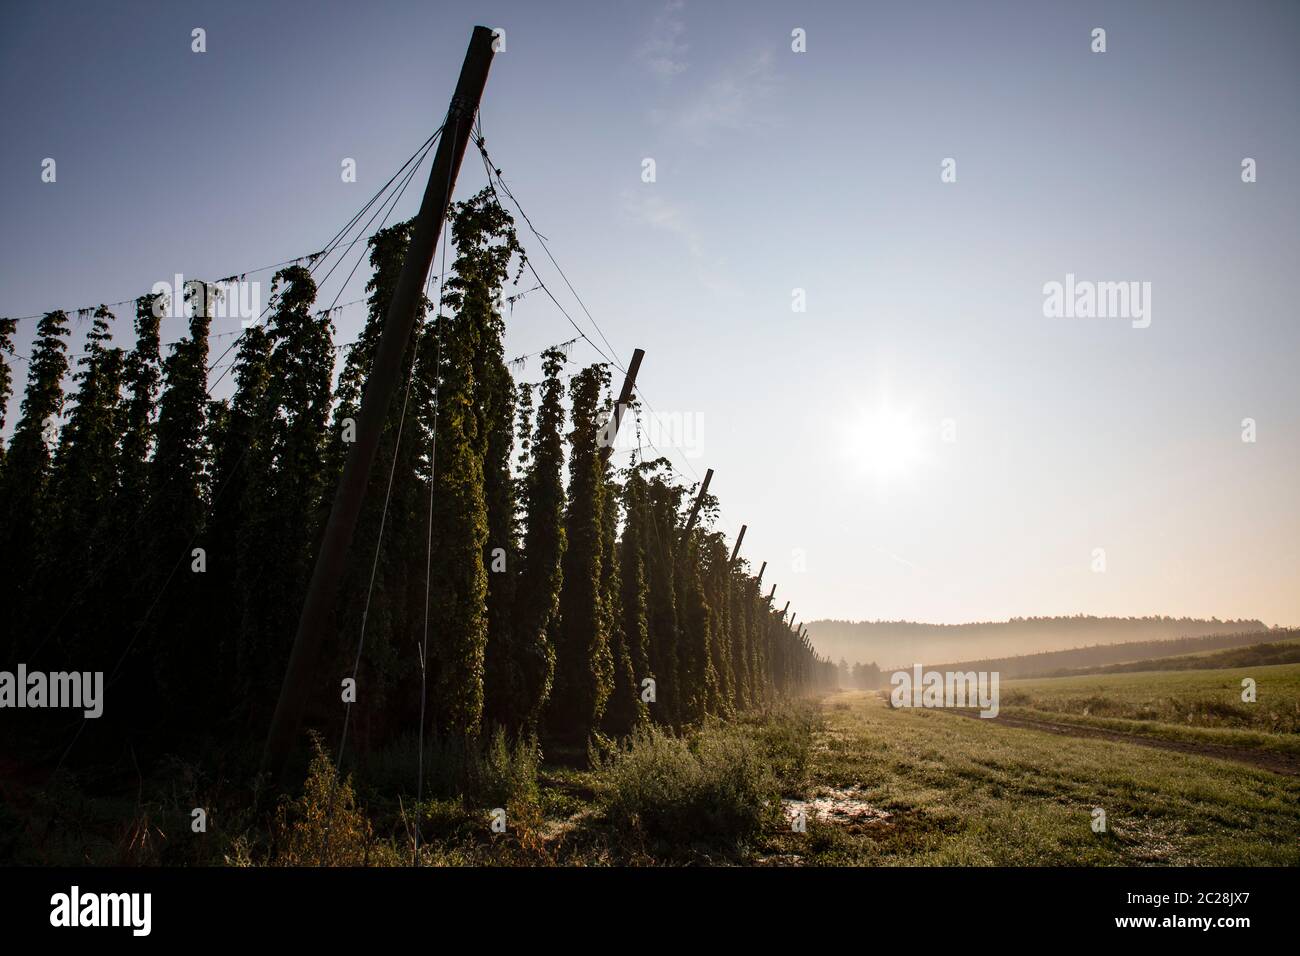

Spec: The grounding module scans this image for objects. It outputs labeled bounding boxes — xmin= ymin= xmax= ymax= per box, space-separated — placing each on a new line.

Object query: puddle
xmin=782 ymin=788 xmax=892 ymax=825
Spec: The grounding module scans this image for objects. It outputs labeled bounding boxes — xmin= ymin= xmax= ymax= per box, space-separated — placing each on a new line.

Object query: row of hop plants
xmin=0 ymin=187 xmax=838 ymax=785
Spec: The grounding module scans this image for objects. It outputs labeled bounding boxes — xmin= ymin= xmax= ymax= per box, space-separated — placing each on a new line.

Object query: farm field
xmin=302 ymin=666 xmax=1300 ymax=866
xmin=997 ymin=663 xmax=1300 ymax=757
xmin=754 ymin=688 xmax=1300 ymax=866
xmin=1172 ymin=636 xmax=1300 ymax=662
xmin=5 ymin=670 xmax=1298 ymax=867
xmin=1041 ymin=635 xmax=1300 ymax=678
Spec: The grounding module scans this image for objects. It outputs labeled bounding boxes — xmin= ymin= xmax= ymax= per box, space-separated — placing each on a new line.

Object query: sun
xmin=843 ymin=403 xmax=927 ymax=482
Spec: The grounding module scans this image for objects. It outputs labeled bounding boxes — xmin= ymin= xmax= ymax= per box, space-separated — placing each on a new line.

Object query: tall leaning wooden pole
xmin=728 ymin=525 xmax=747 ymax=565
xmin=609 ymin=349 xmax=645 ymax=445
xmin=262 ymin=26 xmax=497 ymax=780
xmin=680 ymin=468 xmax=714 ymax=543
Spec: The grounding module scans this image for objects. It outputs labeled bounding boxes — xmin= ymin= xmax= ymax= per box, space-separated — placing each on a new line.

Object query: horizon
xmin=805 ymin=614 xmax=1286 ymax=671
xmin=807 ymin=613 xmax=1273 ymax=626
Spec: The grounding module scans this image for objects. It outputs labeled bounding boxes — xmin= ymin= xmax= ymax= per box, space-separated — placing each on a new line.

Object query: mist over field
xmin=805 ymin=616 xmax=1268 ymax=669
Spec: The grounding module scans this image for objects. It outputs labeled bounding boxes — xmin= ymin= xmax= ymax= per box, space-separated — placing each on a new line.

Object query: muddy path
xmin=942 ymin=709 xmax=1300 ymax=777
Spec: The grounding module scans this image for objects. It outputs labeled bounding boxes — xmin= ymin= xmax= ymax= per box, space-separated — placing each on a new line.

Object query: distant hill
xmin=807 ymin=616 xmax=1267 ymax=670
xmin=1032 ymin=633 xmax=1300 ymax=679
xmin=923 ymin=628 xmax=1294 ymax=680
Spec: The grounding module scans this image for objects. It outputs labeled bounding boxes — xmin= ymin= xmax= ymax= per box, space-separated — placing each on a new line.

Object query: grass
xmin=593 ymin=723 xmax=779 ymax=853
xmin=5 ymin=672 xmax=1296 ymax=866
xmin=755 ymin=691 xmax=1300 ymax=866
xmin=358 ymin=726 xmax=541 ymax=808
xmin=1048 ymin=637 xmax=1300 ymax=677
xmin=998 ymin=663 xmax=1300 ymax=753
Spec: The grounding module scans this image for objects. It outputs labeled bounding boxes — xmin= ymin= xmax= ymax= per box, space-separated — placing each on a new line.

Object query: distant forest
xmin=807 ymin=615 xmax=1267 ymax=671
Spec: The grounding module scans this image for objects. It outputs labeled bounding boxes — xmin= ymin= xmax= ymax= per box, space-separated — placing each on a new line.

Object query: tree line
xmin=0 ymin=188 xmax=834 ymax=767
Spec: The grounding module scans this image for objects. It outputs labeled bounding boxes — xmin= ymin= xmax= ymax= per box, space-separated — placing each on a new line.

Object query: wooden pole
xmin=599 ymin=348 xmax=644 ymax=456
xmin=767 ymin=583 xmax=776 ymax=602
xmin=780 ymin=600 xmax=789 ymax=619
xmin=756 ymin=561 xmax=766 ymax=587
xmin=680 ymin=467 xmax=713 ymax=542
xmin=729 ymin=524 xmax=747 ymax=564
xmin=262 ymin=26 xmax=497 ymax=780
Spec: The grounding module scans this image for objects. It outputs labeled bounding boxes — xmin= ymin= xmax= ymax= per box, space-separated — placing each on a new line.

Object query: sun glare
xmin=844 ymin=403 xmax=927 ymax=482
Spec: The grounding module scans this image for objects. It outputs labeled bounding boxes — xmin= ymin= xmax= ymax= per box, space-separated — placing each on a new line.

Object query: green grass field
xmin=999 ymin=663 xmax=1300 ymax=755
xmin=9 ymin=665 xmax=1299 ymax=866
xmin=1046 ymin=636 xmax=1300 ymax=676
xmin=542 ymin=672 xmax=1300 ymax=865
xmin=753 ymin=688 xmax=1300 ymax=866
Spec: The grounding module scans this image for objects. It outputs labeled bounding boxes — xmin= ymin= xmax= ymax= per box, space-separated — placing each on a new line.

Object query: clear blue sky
xmin=3 ymin=0 xmax=1297 ymax=626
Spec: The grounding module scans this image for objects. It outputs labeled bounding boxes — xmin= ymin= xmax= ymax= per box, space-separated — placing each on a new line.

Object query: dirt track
xmin=943 ymin=709 xmax=1300 ymax=777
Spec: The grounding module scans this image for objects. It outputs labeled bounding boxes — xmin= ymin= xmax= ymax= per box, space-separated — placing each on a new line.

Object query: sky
xmin=2 ymin=0 xmax=1298 ymax=627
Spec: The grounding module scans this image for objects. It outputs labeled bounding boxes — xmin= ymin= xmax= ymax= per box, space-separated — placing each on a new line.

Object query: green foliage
xmin=675 ymin=535 xmax=719 ymax=723
xmin=133 ymin=284 xmax=214 ymax=727
xmin=270 ymin=734 xmax=394 ymax=866
xmin=738 ymin=700 xmax=824 ymax=793
xmin=551 ymin=363 xmax=614 ymax=742
xmin=481 ymin=369 xmax=519 ymax=728
xmin=420 ymin=306 xmax=492 ymax=737
xmin=0 ymin=309 xmax=70 ymax=656
xmin=227 ymin=267 xmax=333 ymax=721
xmin=93 ymin=295 xmax=167 ymax=677
xmin=596 ymin=723 xmax=779 ymax=847
xmin=118 ymin=295 xmax=163 ymax=504
xmin=0 ymin=317 xmax=16 ymax=468
xmin=206 ymin=325 xmax=272 ymax=699
xmin=511 ymin=349 xmax=566 ymax=730
xmin=605 ymin=464 xmax=651 ymax=736
xmin=363 ymin=726 xmax=540 ymax=809
xmin=52 ymin=306 xmax=125 ymax=535
xmin=0 ymin=312 xmax=69 ymax=582
xmin=0 ymin=185 xmax=834 ymax=822
xmin=639 ymin=460 xmax=684 ymax=725
xmin=332 ymin=220 xmax=428 ymax=743
xmin=419 ymin=189 xmax=530 ymax=740
xmin=444 ymin=188 xmax=526 ymax=735
xmin=41 ymin=306 xmax=125 ymax=665
xmin=620 ymin=470 xmax=653 ymax=686
xmin=701 ymin=530 xmax=735 ymax=717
